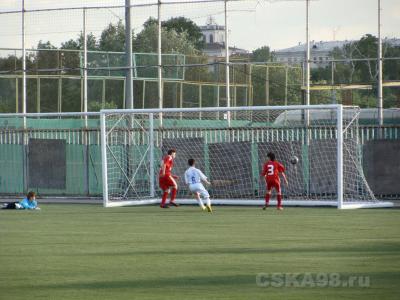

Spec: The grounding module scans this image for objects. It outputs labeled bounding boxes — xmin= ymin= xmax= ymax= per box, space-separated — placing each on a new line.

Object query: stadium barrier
xmin=0 ymin=113 xmax=399 ymax=198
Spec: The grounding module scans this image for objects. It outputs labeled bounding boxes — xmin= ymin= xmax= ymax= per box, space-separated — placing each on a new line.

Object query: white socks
xmin=197 ymin=197 xmax=205 ymax=209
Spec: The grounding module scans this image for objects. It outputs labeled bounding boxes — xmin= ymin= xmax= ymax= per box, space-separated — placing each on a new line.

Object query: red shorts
xmin=159 ymin=175 xmax=176 ymax=191
xmin=266 ymin=179 xmax=281 ymax=192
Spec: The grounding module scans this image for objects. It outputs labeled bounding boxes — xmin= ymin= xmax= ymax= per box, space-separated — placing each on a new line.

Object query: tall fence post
xmin=125 ymin=0 xmax=134 ymax=110
xmin=22 ymin=0 xmax=28 ymax=193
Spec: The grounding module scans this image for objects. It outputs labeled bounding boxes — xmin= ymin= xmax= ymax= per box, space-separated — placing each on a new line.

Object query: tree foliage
xmin=251 ymin=46 xmax=272 ymax=62
xmin=311 ymin=34 xmax=400 ymax=107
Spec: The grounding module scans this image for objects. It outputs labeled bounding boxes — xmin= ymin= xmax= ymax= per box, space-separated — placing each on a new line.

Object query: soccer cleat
xmin=277 ymin=206 xmax=284 ymax=211
xmin=160 ymin=204 xmax=169 ymax=209
xmin=201 ymin=206 xmax=206 ymax=211
xmin=169 ymin=201 xmax=179 ymax=207
xmin=206 ymin=205 xmax=212 ymax=213
xmin=262 ymin=205 xmax=268 ymax=210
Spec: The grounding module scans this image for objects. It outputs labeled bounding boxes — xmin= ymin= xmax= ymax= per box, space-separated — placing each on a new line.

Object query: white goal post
xmin=100 ymin=105 xmax=393 ymax=209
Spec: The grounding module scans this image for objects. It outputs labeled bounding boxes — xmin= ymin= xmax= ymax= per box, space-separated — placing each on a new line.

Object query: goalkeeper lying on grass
xmin=2 ymin=191 xmax=40 ymax=210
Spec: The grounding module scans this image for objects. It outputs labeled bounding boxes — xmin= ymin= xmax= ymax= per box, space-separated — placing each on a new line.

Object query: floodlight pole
xmin=158 ymin=0 xmax=163 ymax=126
xmin=305 ymin=0 xmax=310 ymax=113
xmin=224 ymin=0 xmax=231 ymax=126
xmin=125 ymin=0 xmax=134 ymax=109
xmin=22 ymin=0 xmax=28 ymax=192
xmin=83 ymin=7 xmax=88 ymax=127
xmin=304 ymin=0 xmax=311 ymax=197
xmin=83 ymin=8 xmax=90 ymax=195
xmin=22 ymin=0 xmax=26 ymax=125
xmin=377 ymin=0 xmax=383 ymax=134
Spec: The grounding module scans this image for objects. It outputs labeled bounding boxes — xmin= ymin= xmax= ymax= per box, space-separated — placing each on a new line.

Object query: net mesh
xmin=103 ymin=106 xmax=377 ymax=205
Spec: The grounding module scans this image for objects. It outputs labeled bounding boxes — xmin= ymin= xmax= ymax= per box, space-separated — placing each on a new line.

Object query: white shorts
xmin=188 ymin=183 xmax=210 ymax=199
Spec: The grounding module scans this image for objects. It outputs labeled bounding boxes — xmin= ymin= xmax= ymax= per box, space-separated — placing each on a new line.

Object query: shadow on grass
xmin=2 ymin=242 xmax=399 ymax=257
xmin=32 ymin=274 xmax=256 ymax=290
xmin=27 ymin=271 xmax=400 ymax=292
xmin=78 ymin=243 xmax=400 ymax=257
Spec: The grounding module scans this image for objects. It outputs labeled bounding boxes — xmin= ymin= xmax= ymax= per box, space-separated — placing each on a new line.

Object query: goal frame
xmin=100 ymin=104 xmax=393 ymax=209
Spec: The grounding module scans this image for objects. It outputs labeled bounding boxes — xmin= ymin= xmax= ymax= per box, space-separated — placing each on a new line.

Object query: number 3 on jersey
xmin=267 ymin=165 xmax=274 ymax=176
xmin=191 ymin=176 xmax=196 ymax=184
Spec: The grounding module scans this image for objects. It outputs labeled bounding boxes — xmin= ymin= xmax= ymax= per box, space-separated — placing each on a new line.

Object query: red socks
xmin=160 ymin=188 xmax=177 ymax=207
xmin=265 ymin=193 xmax=270 ymax=206
xmin=265 ymin=193 xmax=282 ymax=208
xmin=277 ymin=194 xmax=282 ymax=208
xmin=170 ymin=188 xmax=177 ymax=203
xmin=161 ymin=191 xmax=168 ymax=207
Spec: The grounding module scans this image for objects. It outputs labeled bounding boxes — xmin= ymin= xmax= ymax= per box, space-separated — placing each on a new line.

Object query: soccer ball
xmin=290 ymin=156 xmax=299 ymax=165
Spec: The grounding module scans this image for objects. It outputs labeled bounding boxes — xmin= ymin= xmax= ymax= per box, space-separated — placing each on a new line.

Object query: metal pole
xmin=149 ymin=113 xmax=155 ymax=198
xmin=199 ymin=84 xmax=202 ymax=119
xmin=180 ymin=82 xmax=183 ymax=119
xmin=265 ymin=66 xmax=269 ymax=121
xmin=305 ymin=0 xmax=311 ymax=198
xmin=158 ymin=0 xmax=163 ymax=125
xmin=83 ymin=8 xmax=88 ymax=126
xmin=58 ymin=77 xmax=62 ymax=112
xmin=83 ymin=8 xmax=90 ymax=195
xmin=285 ymin=66 xmax=288 ymax=106
xmin=337 ymin=104 xmax=343 ymax=209
xmin=125 ymin=0 xmax=134 ymax=109
xmin=224 ymin=0 xmax=231 ymax=124
xmin=37 ymin=77 xmax=40 ymax=112
xmin=21 ymin=0 xmax=29 ymax=194
xmin=100 ymin=112 xmax=109 ymax=207
xmin=142 ymin=80 xmax=146 ymax=109
xmin=22 ymin=0 xmax=26 ymax=126
xmin=305 ymin=0 xmax=310 ymax=109
xmin=377 ymin=0 xmax=383 ymax=131
xmin=331 ymin=61 xmax=336 ymax=103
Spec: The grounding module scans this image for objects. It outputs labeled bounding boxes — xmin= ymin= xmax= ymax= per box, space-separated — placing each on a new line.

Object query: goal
xmin=100 ymin=105 xmax=393 ymax=209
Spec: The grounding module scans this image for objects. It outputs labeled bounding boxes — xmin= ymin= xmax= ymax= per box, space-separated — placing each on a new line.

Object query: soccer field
xmin=1 ymin=205 xmax=399 ymax=300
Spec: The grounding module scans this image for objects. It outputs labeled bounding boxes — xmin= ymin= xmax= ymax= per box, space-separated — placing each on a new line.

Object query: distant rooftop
xmin=277 ymin=38 xmax=400 ymax=53
xmin=199 ymin=16 xmax=225 ymax=31
xmin=277 ymin=41 xmax=351 ymax=53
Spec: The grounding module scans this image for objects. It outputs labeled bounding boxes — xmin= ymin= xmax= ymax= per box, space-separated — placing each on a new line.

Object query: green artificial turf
xmin=0 ymin=205 xmax=399 ymax=300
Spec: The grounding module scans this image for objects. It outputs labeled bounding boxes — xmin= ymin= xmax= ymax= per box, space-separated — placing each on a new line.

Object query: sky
xmin=0 ymin=0 xmax=399 ymax=52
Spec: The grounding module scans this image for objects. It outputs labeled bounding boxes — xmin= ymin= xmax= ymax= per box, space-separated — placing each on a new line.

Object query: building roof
xmin=204 ymin=43 xmax=247 ymax=52
xmin=276 ymin=41 xmax=350 ymax=53
xmin=276 ymin=38 xmax=400 ymax=54
xmin=200 ymin=25 xmax=225 ymax=31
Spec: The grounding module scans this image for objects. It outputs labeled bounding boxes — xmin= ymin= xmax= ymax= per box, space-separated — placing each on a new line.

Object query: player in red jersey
xmin=159 ymin=149 xmax=179 ymax=208
xmin=261 ymin=152 xmax=288 ymax=210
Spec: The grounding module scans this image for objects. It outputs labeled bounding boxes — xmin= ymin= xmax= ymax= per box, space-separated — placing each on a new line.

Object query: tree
xmin=310 ymin=34 xmax=400 ymax=108
xmin=251 ymin=46 xmax=272 ymax=62
xmin=0 ymin=55 xmax=20 ymax=112
xmin=134 ymin=22 xmax=197 ymax=55
xmin=61 ymin=32 xmax=97 ymax=51
xmin=98 ymin=21 xmax=127 ymax=52
xmin=162 ymin=17 xmax=204 ymax=50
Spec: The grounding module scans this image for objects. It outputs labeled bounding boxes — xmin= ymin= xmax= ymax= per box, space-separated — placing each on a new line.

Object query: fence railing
xmin=0 ymin=122 xmax=399 ymax=197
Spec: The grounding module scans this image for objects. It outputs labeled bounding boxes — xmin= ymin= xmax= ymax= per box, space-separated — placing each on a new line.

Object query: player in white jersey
xmin=184 ymin=158 xmax=212 ymax=212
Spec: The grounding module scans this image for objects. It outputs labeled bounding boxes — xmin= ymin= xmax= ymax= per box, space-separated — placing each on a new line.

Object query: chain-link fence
xmin=0 ymin=1 xmax=399 ymax=118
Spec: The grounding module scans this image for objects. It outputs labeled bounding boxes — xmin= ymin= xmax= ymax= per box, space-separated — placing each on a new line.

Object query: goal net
xmin=100 ymin=105 xmax=392 ymax=209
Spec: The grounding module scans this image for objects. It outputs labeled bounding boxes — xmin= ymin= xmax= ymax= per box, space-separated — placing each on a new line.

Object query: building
xmin=274 ymin=38 xmax=400 ymax=68
xmin=199 ymin=17 xmax=248 ymax=58
xmin=274 ymin=40 xmax=349 ymax=68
